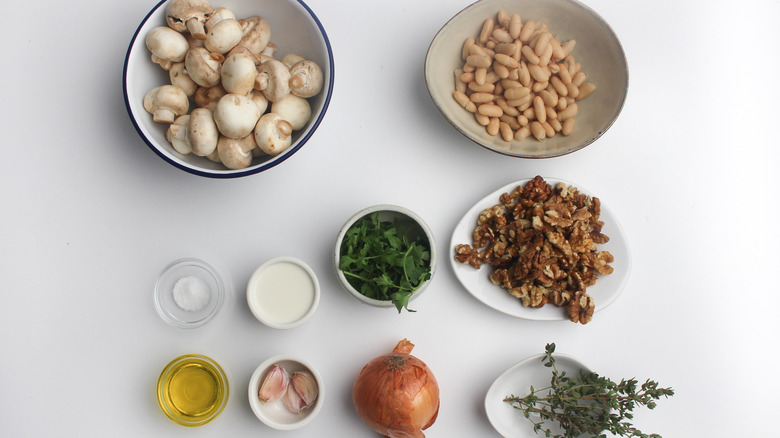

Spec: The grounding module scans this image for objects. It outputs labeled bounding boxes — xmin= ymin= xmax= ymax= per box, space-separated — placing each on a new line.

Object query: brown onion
xmin=352 ymin=339 xmax=440 ymax=438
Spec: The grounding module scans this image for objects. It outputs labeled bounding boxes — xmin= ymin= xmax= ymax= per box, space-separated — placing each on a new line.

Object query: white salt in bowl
xmin=154 ymin=257 xmax=226 ymax=328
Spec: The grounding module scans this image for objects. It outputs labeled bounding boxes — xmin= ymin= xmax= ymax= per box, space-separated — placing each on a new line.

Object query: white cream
xmin=248 ymin=260 xmax=316 ymax=326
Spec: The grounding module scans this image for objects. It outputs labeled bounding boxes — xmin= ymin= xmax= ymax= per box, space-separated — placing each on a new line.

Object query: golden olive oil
xmin=157 ymin=355 xmax=228 ymax=426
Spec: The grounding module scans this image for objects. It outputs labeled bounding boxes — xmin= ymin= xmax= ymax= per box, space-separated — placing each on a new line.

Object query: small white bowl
xmin=248 ymin=355 xmax=324 ymax=430
xmin=485 ymin=352 xmax=591 ymax=436
xmin=246 ymin=256 xmax=320 ymax=329
xmin=334 ymin=205 xmax=437 ymax=308
xmin=425 ymin=0 xmax=628 ymax=158
xmin=123 ymin=0 xmax=334 ymax=178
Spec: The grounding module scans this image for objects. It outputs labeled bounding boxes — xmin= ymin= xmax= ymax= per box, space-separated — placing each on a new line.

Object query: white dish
xmin=246 ymin=256 xmax=320 ymax=329
xmin=485 ymin=353 xmax=590 ymax=437
xmin=248 ymin=355 xmax=324 ymax=430
xmin=449 ymin=177 xmax=631 ymax=320
xmin=334 ymin=204 xmax=437 ymax=309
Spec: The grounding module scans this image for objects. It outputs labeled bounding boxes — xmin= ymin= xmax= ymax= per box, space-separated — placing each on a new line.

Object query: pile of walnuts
xmin=454 ymin=176 xmax=613 ymax=324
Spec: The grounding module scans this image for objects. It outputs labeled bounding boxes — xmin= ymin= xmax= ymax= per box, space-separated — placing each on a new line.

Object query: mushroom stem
xmin=186 ymin=17 xmax=207 ymax=39
xmin=288 ymin=60 xmax=323 ymax=98
xmin=277 ymin=119 xmax=293 ymax=137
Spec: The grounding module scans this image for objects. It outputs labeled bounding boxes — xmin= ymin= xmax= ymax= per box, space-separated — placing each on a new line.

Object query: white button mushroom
xmin=213 ymin=94 xmax=262 ymax=139
xmin=188 ymin=108 xmax=219 ymax=156
xmin=260 ymin=42 xmax=277 ymax=58
xmin=146 ymin=26 xmax=189 ymax=70
xmin=254 ymin=113 xmax=293 ymax=155
xmin=254 ymin=59 xmax=291 ymax=102
xmin=204 ymin=18 xmax=243 ymax=54
xmin=169 ymin=63 xmax=198 ymax=96
xmin=217 ymin=134 xmax=257 ymax=169
xmin=237 ymin=16 xmax=271 ymax=54
xmin=185 ymin=33 xmax=205 ymax=49
xmin=185 ymin=46 xmax=223 ymax=87
xmin=206 ymin=147 xmax=221 ymax=163
xmin=166 ymin=115 xmax=192 ymax=154
xmin=281 ymin=53 xmax=305 ymax=69
xmin=270 ymin=94 xmax=311 ymax=131
xmin=289 ymin=60 xmax=324 ymax=98
xmin=247 ymin=90 xmax=269 ymax=114
xmin=221 ymin=53 xmax=257 ymax=95
xmin=204 ymin=7 xmax=236 ymax=31
xmin=194 ymin=84 xmax=227 ymax=110
xmin=226 ymin=45 xmax=262 ymax=65
xmin=143 ymin=85 xmax=190 ymax=124
xmin=166 ymin=0 xmax=214 ymax=40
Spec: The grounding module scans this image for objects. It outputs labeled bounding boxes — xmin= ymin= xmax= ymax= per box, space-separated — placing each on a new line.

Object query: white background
xmin=1 ymin=0 xmax=778 ymax=436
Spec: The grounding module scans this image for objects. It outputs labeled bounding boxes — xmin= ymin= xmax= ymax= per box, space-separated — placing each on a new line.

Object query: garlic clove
xmin=258 ymin=364 xmax=289 ymax=402
xmin=282 ymin=382 xmax=307 ymax=414
xmin=290 ymin=371 xmax=318 ymax=408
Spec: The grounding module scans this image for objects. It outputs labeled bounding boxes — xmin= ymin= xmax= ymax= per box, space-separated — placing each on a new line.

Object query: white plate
xmin=449 ymin=177 xmax=631 ymax=320
xmin=485 ymin=353 xmax=591 ymax=437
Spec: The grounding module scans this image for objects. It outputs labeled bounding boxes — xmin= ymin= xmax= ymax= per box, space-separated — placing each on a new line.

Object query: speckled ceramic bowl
xmin=425 ymin=0 xmax=627 ymax=158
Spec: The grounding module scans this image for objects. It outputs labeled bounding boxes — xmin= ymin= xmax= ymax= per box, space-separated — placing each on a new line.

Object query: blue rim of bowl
xmin=423 ymin=0 xmax=629 ymax=159
xmin=122 ymin=0 xmax=335 ymax=178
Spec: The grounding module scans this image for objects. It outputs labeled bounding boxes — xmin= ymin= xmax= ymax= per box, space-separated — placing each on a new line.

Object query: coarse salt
xmin=172 ymin=276 xmax=211 ymax=312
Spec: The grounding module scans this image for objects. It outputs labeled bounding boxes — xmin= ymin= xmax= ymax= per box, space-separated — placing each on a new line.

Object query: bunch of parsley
xmin=339 ymin=212 xmax=432 ymax=312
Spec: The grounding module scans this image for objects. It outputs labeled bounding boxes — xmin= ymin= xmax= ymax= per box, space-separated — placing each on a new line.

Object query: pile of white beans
xmin=453 ymin=11 xmax=595 ymax=143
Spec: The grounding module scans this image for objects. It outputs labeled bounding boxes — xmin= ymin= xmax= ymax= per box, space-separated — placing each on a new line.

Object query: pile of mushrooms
xmin=142 ymin=0 xmax=325 ymax=170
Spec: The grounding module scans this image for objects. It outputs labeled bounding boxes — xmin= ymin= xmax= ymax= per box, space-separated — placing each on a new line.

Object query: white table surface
xmin=2 ymin=0 xmax=778 ymax=436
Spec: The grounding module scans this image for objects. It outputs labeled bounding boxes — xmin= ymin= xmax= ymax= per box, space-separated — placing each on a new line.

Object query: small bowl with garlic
xmin=123 ymin=0 xmax=334 ymax=178
xmin=425 ymin=0 xmax=627 ymax=158
xmin=248 ymin=355 xmax=324 ymax=430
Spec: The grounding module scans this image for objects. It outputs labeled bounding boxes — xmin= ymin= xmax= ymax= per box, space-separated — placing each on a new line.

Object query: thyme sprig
xmin=504 ymin=344 xmax=674 ymax=438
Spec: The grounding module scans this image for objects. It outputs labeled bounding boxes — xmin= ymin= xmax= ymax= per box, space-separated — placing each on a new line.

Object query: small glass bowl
xmin=154 ymin=258 xmax=226 ymax=328
xmin=157 ymin=354 xmax=229 ymax=427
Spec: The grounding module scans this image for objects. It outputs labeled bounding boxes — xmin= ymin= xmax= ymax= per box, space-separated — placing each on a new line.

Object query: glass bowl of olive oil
xmin=157 ymin=354 xmax=229 ymax=427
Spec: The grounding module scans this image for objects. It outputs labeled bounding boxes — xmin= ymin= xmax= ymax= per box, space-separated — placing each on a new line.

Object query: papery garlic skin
xmin=291 ymin=371 xmax=319 ymax=407
xmin=259 ymin=364 xmax=289 ymax=402
xmin=282 ymin=383 xmax=307 ymax=413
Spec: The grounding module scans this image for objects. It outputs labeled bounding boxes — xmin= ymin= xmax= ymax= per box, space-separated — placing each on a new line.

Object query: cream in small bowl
xmin=246 ymin=256 xmax=320 ymax=329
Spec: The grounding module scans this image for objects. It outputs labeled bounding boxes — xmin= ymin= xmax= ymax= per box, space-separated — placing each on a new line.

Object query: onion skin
xmin=352 ymin=339 xmax=440 ymax=438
